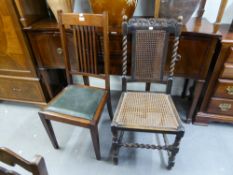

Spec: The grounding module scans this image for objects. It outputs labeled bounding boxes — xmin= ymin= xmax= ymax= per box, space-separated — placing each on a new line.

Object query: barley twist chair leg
xmin=90 ymin=125 xmax=101 ymax=160
xmin=111 ymin=128 xmax=120 ymax=165
xmin=39 ymin=113 xmax=59 ymax=149
xmin=167 ymin=132 xmax=184 ymax=170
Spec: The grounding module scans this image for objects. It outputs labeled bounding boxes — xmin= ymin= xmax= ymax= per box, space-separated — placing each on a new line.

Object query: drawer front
xmin=207 ymin=98 xmax=233 ymax=116
xmin=214 ymin=79 xmax=233 ymax=99
xmin=0 ymin=77 xmax=45 ymax=103
xmin=220 ymin=63 xmax=233 ymax=79
xmin=226 ymin=47 xmax=233 ymax=63
xmin=28 ymin=32 xmax=65 ymax=69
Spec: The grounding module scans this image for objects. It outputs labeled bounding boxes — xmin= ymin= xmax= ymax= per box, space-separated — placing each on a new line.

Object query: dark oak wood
xmin=195 ymin=24 xmax=233 ymax=124
xmin=39 ymin=12 xmax=113 ymax=160
xmin=197 ymin=0 xmax=207 ymax=18
xmin=111 ymin=18 xmax=184 ymax=169
xmin=0 ymin=147 xmax=48 ymax=175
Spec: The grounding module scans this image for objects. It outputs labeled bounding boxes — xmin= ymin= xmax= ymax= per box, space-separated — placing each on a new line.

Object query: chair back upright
xmin=0 ymin=147 xmax=48 ymax=175
xmin=122 ymin=17 xmax=182 ymax=94
xmin=57 ymin=11 xmax=110 ymax=90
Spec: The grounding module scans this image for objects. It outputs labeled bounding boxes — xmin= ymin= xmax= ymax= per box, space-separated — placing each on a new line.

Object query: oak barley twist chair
xmin=0 ymin=147 xmax=48 ymax=175
xmin=38 ymin=11 xmax=113 ymax=160
xmin=111 ymin=16 xmax=185 ymax=169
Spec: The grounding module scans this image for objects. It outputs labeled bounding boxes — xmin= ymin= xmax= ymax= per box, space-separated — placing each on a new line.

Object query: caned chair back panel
xmin=58 ymin=11 xmax=109 ymax=86
xmin=0 ymin=147 xmax=48 ymax=175
xmin=122 ymin=17 xmax=182 ymax=93
xmin=132 ymin=30 xmax=168 ymax=82
xmin=126 ymin=18 xmax=181 ymax=82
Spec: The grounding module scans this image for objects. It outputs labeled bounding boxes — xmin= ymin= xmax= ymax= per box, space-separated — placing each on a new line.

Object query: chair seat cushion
xmin=46 ymin=85 xmax=105 ymax=120
xmin=112 ymin=92 xmax=181 ymax=130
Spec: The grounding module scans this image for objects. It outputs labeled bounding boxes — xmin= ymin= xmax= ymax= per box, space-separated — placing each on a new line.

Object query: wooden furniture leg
xmin=181 ymin=78 xmax=189 ymax=98
xmin=111 ymin=127 xmax=122 ymax=165
xmin=186 ymin=80 xmax=205 ymax=123
xmin=167 ymin=131 xmax=184 ymax=170
xmin=145 ymin=82 xmax=151 ymax=91
xmin=39 ymin=113 xmax=59 ymax=149
xmin=154 ymin=0 xmax=161 ymax=18
xmin=197 ymin=0 xmax=207 ymax=18
xmin=90 ymin=125 xmax=101 ymax=160
xmin=215 ymin=0 xmax=228 ymax=24
xmin=83 ymin=76 xmax=90 ymax=86
xmin=107 ymin=92 xmax=113 ymax=120
xmin=39 ymin=68 xmax=53 ymax=99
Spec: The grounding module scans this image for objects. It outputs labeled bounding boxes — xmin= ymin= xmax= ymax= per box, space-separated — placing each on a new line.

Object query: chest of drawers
xmin=196 ymin=27 xmax=233 ymax=124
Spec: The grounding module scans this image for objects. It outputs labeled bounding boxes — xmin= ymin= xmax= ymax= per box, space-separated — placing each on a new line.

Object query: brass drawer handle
xmin=226 ymin=86 xmax=233 ymax=95
xmin=12 ymin=88 xmax=22 ymax=92
xmin=219 ymin=103 xmax=232 ymax=111
xmin=56 ymin=48 xmax=63 ymax=55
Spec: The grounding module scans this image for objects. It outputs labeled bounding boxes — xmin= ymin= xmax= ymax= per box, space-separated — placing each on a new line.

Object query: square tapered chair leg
xmin=90 ymin=125 xmax=101 ymax=160
xmin=39 ymin=112 xmax=59 ymax=149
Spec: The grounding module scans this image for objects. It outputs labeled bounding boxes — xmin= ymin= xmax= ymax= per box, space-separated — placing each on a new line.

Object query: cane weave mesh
xmin=114 ymin=92 xmax=179 ymax=130
xmin=133 ymin=30 xmax=167 ymax=81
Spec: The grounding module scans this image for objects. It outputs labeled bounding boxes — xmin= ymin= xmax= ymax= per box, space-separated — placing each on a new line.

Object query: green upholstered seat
xmin=46 ymin=85 xmax=105 ymax=120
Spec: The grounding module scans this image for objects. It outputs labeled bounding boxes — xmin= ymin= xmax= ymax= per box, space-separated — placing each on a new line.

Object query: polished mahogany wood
xmin=27 ymin=32 xmax=65 ymax=69
xmin=196 ymin=24 xmax=233 ymax=124
xmin=214 ymin=79 xmax=233 ymax=99
xmin=226 ymin=47 xmax=233 ymax=63
xmin=25 ymin=18 xmax=220 ymax=79
xmin=207 ymin=97 xmax=233 ymax=116
xmin=220 ymin=63 xmax=233 ymax=79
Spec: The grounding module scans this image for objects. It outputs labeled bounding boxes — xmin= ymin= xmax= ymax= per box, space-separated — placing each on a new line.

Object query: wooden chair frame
xmin=155 ymin=0 xmax=228 ymax=24
xmin=197 ymin=0 xmax=228 ymax=24
xmin=0 ymin=147 xmax=48 ymax=175
xmin=38 ymin=11 xmax=113 ymax=160
xmin=111 ymin=17 xmax=184 ymax=169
